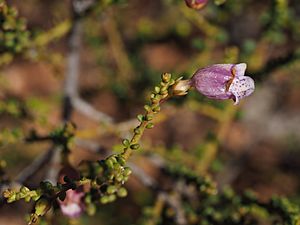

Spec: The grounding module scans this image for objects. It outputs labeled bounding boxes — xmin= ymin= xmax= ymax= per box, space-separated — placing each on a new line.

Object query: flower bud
xmin=171 ymin=77 xmax=191 ymax=96
xmin=117 ymin=187 xmax=128 ymax=198
xmin=162 ymin=73 xmax=171 ymax=83
xmin=34 ymin=198 xmax=52 ymax=216
xmin=184 ymin=0 xmax=208 ymax=10
xmin=190 ymin=63 xmax=255 ymax=105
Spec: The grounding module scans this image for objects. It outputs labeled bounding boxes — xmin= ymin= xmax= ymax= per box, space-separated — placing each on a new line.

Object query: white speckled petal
xmin=233 ymin=63 xmax=247 ymax=77
xmin=229 ymin=76 xmax=255 ymax=105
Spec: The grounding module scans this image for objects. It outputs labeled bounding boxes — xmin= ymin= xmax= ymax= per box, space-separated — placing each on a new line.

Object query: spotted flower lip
xmin=190 ymin=63 xmax=255 ymax=105
xmin=184 ymin=0 xmax=208 ymax=10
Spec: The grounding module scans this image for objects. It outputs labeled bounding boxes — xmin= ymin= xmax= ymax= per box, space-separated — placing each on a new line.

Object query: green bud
xmin=154 ymin=86 xmax=160 ymax=94
xmin=100 ymin=196 xmax=109 ymax=204
xmin=117 ymin=156 xmax=126 ymax=166
xmin=130 ymin=144 xmax=140 ymax=150
xmin=20 ymin=186 xmax=30 ymax=194
xmin=154 ymin=95 xmax=161 ymax=102
xmin=105 ymin=159 xmax=114 ymax=169
xmin=115 ymin=174 xmax=124 ymax=182
xmin=107 ymin=194 xmax=116 ymax=202
xmin=160 ymin=90 xmax=168 ymax=96
xmin=151 ymin=98 xmax=159 ymax=104
xmin=34 ymin=198 xmax=51 ymax=216
xmin=40 ymin=181 xmax=53 ymax=191
xmin=113 ymin=162 xmax=122 ymax=171
xmin=160 ymin=86 xmax=168 ymax=92
xmin=25 ymin=196 xmax=31 ymax=202
xmin=123 ymin=167 xmax=132 ymax=177
xmin=123 ymin=176 xmax=129 ymax=182
xmin=32 ymin=194 xmax=40 ymax=201
xmin=107 ymin=174 xmax=115 ymax=181
xmin=107 ymin=185 xmax=117 ymax=194
xmin=117 ymin=188 xmax=128 ymax=198
xmin=109 ymin=156 xmax=118 ymax=164
xmin=162 ymin=73 xmax=171 ymax=83
xmin=146 ymin=123 xmax=154 ymax=129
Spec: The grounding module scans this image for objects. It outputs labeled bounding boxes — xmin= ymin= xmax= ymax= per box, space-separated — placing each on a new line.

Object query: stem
xmin=121 ymin=73 xmax=176 ymax=161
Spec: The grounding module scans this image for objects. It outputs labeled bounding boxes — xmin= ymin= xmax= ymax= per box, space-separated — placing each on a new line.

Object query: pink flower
xmin=184 ymin=0 xmax=208 ymax=10
xmin=59 ymin=189 xmax=85 ymax=218
xmin=190 ymin=63 xmax=255 ymax=105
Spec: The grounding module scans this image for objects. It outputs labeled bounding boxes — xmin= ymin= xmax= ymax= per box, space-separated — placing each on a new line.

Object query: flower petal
xmin=229 ymin=76 xmax=255 ymax=104
xmin=61 ymin=203 xmax=82 ymax=218
xmin=233 ymin=63 xmax=247 ymax=77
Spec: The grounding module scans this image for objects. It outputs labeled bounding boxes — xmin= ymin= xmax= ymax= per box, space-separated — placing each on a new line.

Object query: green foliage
xmin=0 ymin=0 xmax=30 ymax=64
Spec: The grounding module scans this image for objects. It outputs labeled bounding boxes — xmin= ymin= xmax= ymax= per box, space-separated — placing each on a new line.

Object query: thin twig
xmin=102 ymin=10 xmax=134 ymax=84
xmin=62 ymin=1 xmax=113 ymax=124
xmin=127 ymin=162 xmax=158 ymax=189
xmin=74 ymin=138 xmax=107 ymax=154
xmin=72 ymin=97 xmax=113 ymax=123
xmin=16 ymin=147 xmax=55 ymax=184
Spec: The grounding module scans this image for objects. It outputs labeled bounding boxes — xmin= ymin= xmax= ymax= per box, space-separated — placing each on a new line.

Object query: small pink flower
xmin=59 ymin=189 xmax=85 ymax=218
xmin=190 ymin=63 xmax=255 ymax=105
xmin=184 ymin=0 xmax=208 ymax=10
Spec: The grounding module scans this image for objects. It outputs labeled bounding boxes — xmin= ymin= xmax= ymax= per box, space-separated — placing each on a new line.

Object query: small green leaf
xmin=134 ymin=127 xmax=141 ymax=134
xmin=153 ymin=106 xmax=160 ymax=113
xmin=130 ymin=144 xmax=140 ymax=150
xmin=137 ymin=114 xmax=144 ymax=122
xmin=145 ymin=114 xmax=153 ymax=121
xmin=144 ymin=105 xmax=152 ymax=112
xmin=122 ymin=139 xmax=130 ymax=147
xmin=146 ymin=123 xmax=154 ymax=129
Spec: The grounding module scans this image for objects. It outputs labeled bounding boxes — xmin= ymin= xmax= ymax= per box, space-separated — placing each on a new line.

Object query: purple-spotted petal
xmin=229 ymin=76 xmax=255 ymax=105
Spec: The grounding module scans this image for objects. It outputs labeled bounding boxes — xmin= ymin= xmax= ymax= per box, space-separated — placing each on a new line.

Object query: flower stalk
xmin=121 ymin=73 xmax=177 ymax=161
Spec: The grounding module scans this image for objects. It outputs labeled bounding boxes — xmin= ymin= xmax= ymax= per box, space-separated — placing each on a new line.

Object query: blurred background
xmin=0 ymin=0 xmax=300 ymax=224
